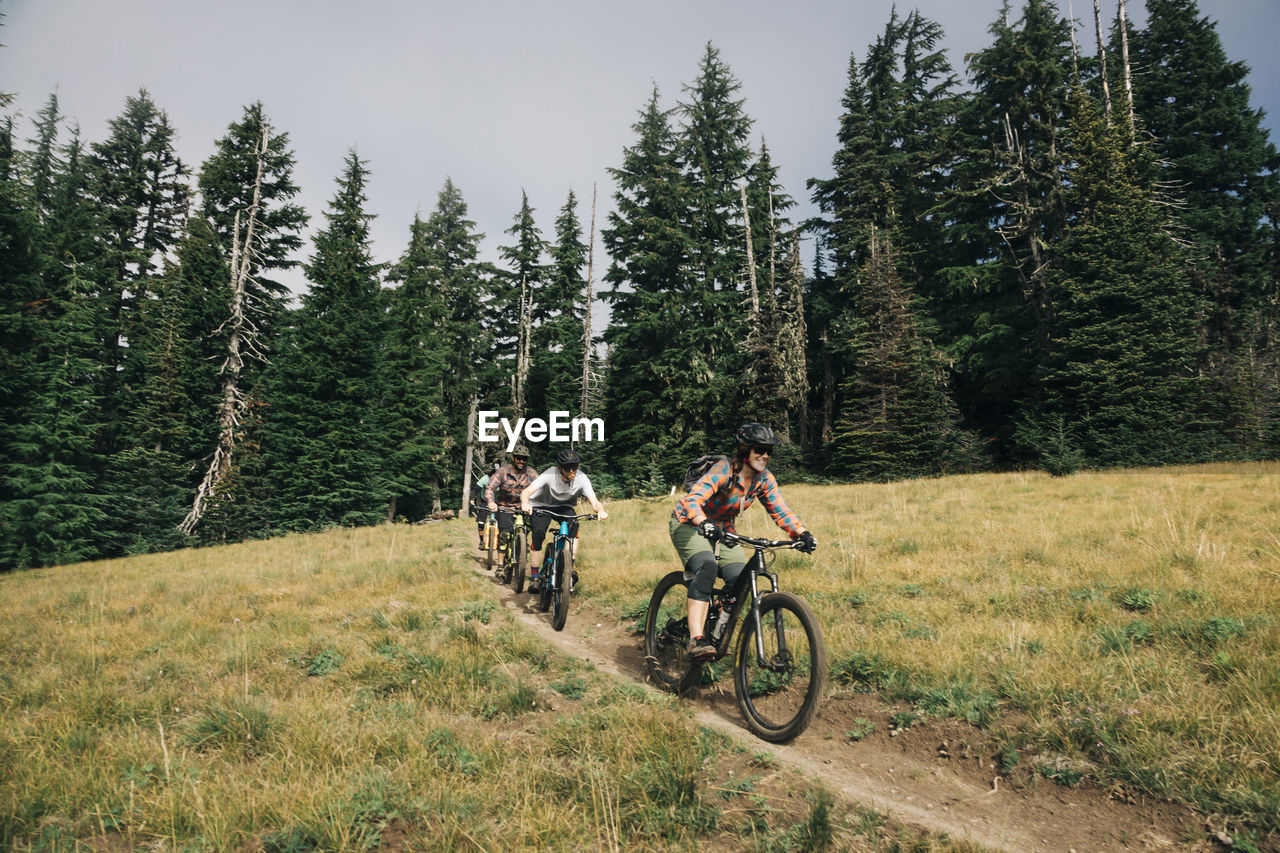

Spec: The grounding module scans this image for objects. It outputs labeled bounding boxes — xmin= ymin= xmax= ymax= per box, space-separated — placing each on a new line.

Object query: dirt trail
xmin=469 ymin=558 xmax=1208 ymax=852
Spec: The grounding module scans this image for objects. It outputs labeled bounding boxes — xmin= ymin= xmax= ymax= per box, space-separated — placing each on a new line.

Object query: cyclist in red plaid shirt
xmin=670 ymin=423 xmax=817 ymax=660
xmin=484 ymin=445 xmax=537 ymax=574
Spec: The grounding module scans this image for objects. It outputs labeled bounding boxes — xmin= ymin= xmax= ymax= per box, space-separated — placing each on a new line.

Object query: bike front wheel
xmin=512 ymin=530 xmax=528 ymax=592
xmin=642 ymin=571 xmax=701 ymax=695
xmin=551 ymin=548 xmax=573 ymax=631
xmin=734 ymin=591 xmax=826 ymax=743
xmin=537 ymin=554 xmax=553 ymax=612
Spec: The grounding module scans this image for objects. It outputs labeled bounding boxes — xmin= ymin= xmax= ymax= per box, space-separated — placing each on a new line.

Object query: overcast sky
xmin=3 ymin=0 xmax=1277 ymax=310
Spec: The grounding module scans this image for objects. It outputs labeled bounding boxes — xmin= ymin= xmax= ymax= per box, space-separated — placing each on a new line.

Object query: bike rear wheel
xmin=643 ymin=571 xmax=701 ymax=695
xmin=512 ymin=529 xmax=528 ymax=592
xmin=734 ymin=591 xmax=826 ymax=743
xmin=551 ymin=548 xmax=573 ymax=631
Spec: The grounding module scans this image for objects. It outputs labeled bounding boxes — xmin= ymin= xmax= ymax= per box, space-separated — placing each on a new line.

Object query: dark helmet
xmin=734 ymin=422 xmax=777 ymax=448
xmin=556 ymin=449 xmax=581 ymax=468
xmin=511 ymin=445 xmax=531 ymax=460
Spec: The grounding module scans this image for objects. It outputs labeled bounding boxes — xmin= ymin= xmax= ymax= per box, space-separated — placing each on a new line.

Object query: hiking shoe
xmin=570 ymin=570 xmax=579 ymax=592
xmin=688 ymin=636 xmax=716 ymax=660
xmin=528 ymin=580 xmax=541 ymax=593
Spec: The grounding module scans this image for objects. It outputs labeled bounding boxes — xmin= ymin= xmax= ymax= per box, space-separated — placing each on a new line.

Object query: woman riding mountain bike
xmin=670 ymin=423 xmax=817 ymax=660
xmin=520 ymin=449 xmax=608 ymax=593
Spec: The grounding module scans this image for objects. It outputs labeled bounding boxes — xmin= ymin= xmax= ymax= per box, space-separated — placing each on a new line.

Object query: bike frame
xmin=535 ymin=510 xmax=596 ymax=580
xmin=710 ymin=532 xmax=802 ymax=668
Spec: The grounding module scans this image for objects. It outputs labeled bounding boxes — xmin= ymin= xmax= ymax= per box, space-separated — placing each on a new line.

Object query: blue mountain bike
xmin=532 ymin=510 xmax=597 ymax=631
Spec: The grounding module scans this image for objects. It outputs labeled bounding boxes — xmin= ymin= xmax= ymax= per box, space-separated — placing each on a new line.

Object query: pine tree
xmin=264 ymin=151 xmax=386 ymax=529
xmin=528 ymin=189 xmax=589 ymax=419
xmin=412 ymin=178 xmax=494 ymax=507
xmin=601 ymin=87 xmax=693 ymax=492
xmin=380 ymin=213 xmax=453 ymax=519
xmin=939 ymin=0 xmax=1077 ymax=457
xmin=1030 ymin=91 xmax=1216 ymax=468
xmin=496 ymin=191 xmax=547 ymax=420
xmin=830 ymin=231 xmax=962 ymax=481
xmin=676 ymin=43 xmax=757 ymax=437
xmin=0 ymin=262 xmax=109 ymax=568
xmin=1125 ymin=0 xmax=1280 ymax=454
xmin=809 ymin=10 xmax=965 ymax=471
xmin=86 ymin=90 xmax=191 ymax=454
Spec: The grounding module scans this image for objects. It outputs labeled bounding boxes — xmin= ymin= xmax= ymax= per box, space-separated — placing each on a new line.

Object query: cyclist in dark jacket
xmin=484 ymin=446 xmax=537 ymax=573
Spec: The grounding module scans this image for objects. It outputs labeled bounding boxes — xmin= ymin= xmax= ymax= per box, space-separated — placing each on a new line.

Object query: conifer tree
xmin=940 ymin=0 xmax=1077 ymax=456
xmin=810 ymin=10 xmax=965 ymax=470
xmin=528 ymin=189 xmax=589 ymax=418
xmin=264 ymin=151 xmax=386 ymax=529
xmin=86 ymin=90 xmax=191 ymax=453
xmin=497 ymin=191 xmax=547 ymax=420
xmin=676 ymin=42 xmax=757 ymax=438
xmin=1125 ymin=0 xmax=1280 ymax=453
xmin=412 ymin=178 xmax=494 ymax=506
xmin=830 ymin=231 xmax=962 ymax=481
xmin=197 ymin=102 xmax=307 ymax=355
xmin=1030 ymin=92 xmax=1216 ymax=468
xmin=380 ymin=213 xmax=452 ymax=519
xmin=601 ymin=87 xmax=692 ymax=492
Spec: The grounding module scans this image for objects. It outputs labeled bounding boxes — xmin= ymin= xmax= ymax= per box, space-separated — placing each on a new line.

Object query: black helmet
xmin=511 ymin=445 xmax=530 ymax=459
xmin=734 ymin=422 xmax=777 ymax=448
xmin=556 ymin=449 xmax=581 ymax=468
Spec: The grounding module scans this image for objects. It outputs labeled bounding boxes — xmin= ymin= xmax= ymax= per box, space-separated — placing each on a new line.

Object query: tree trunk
xmin=741 ymin=184 xmax=759 ymax=316
xmin=580 ymin=184 xmax=597 ymax=414
xmin=1094 ymin=0 xmax=1112 ymax=120
xmin=459 ymin=395 xmax=478 ymax=514
xmin=180 ymin=125 xmax=269 ymax=536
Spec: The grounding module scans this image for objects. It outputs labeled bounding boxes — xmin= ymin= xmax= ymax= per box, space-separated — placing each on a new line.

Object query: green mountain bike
xmin=487 ymin=509 xmax=530 ymax=592
xmin=643 ymin=530 xmax=827 ymax=743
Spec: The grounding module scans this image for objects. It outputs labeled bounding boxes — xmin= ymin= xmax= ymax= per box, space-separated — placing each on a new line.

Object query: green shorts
xmin=668 ymin=516 xmax=746 ymax=569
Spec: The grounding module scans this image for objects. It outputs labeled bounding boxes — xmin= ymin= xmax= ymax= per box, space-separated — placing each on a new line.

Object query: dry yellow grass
xmin=575 ymin=462 xmax=1280 ymax=837
xmin=1 ymin=520 xmax=961 ymax=851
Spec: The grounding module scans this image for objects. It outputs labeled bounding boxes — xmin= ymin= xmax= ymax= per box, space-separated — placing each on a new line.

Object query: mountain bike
xmin=478 ymin=506 xmax=499 ymax=570
xmin=531 ymin=510 xmax=597 ymax=632
xmin=642 ymin=530 xmax=826 ymax=743
xmin=496 ymin=510 xmax=531 ymax=592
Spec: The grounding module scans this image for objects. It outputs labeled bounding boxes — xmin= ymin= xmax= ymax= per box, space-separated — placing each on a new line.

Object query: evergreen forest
xmin=3 ymin=0 xmax=1278 ymax=569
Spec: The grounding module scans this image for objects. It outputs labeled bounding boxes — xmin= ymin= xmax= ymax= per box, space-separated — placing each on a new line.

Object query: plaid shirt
xmin=673 ymin=459 xmax=804 ymax=537
xmin=484 ymin=463 xmax=536 ymax=509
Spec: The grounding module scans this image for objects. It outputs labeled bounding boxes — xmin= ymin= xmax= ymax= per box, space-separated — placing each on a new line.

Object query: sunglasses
xmin=513 ymin=456 xmax=528 ymax=463
xmin=751 ymin=445 xmax=773 ymax=456
xmin=559 ymin=465 xmax=579 ymax=473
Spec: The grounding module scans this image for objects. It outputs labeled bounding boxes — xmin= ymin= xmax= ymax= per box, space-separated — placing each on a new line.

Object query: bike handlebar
xmin=718 ymin=529 xmax=803 ymax=550
xmin=531 ymin=509 xmax=599 ymax=521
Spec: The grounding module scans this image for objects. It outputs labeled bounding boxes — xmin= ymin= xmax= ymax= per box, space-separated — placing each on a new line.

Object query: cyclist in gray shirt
xmin=520 ymin=450 xmax=609 ymax=591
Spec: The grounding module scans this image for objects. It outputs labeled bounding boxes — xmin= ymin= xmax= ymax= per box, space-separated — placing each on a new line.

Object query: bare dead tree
xmin=1093 ymin=0 xmax=1113 ymax=120
xmin=459 ymin=395 xmax=478 ymax=514
xmin=179 ymin=125 xmax=270 ymax=536
xmin=580 ymin=184 xmax=598 ymax=414
xmin=1117 ymin=0 xmax=1136 ymax=129
xmin=740 ymin=184 xmax=760 ymax=315
xmin=513 ymin=274 xmax=532 ymax=420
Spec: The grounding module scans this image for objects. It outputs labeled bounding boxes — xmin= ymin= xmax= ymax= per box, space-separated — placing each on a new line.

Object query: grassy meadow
xmin=579 ymin=462 xmax=1280 ymax=842
xmin=2 ymin=462 xmax=1278 ymax=849
xmin=1 ymin=511 xmax=952 ymax=851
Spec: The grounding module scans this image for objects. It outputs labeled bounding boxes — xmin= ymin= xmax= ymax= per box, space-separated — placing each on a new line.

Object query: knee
xmin=685 ymin=552 xmax=719 ymax=602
